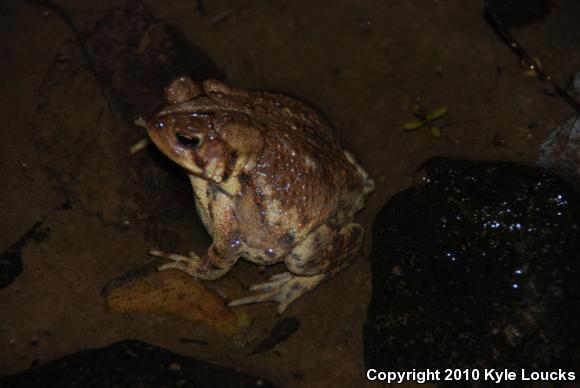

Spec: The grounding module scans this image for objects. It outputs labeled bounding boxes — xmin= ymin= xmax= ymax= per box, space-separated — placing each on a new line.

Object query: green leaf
xmin=430 ymin=126 xmax=442 ymax=138
xmin=426 ymin=106 xmax=448 ymax=121
xmin=403 ymin=119 xmax=425 ymax=130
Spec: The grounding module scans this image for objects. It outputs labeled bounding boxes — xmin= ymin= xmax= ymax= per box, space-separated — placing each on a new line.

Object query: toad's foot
xmin=228 ymin=271 xmax=325 ymax=314
xmin=149 ymin=249 xmax=203 ymax=277
xmin=149 ymin=246 xmax=236 ymax=281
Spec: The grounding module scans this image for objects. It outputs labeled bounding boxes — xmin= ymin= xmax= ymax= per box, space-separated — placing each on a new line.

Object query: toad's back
xmin=234 ymin=91 xmax=372 ymax=249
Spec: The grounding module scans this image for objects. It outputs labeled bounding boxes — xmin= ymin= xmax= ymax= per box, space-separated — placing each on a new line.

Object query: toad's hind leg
xmin=229 ymin=223 xmax=364 ymax=314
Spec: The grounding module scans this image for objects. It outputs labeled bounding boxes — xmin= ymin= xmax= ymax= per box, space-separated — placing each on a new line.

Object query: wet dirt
xmin=1 ymin=0 xmax=579 ymax=387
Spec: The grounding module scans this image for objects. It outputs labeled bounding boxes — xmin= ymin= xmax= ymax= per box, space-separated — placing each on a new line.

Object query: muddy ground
xmin=1 ymin=0 xmax=579 ymax=387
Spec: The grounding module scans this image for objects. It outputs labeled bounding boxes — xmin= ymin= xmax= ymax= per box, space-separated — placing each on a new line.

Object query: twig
xmin=483 ymin=0 xmax=580 ymax=114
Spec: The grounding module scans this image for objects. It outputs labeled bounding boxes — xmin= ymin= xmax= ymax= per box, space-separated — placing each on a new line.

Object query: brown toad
xmin=147 ymin=77 xmax=374 ymax=313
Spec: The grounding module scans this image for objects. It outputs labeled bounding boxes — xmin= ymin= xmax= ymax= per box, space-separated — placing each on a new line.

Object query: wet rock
xmin=538 ymin=115 xmax=580 ymax=192
xmin=103 ymin=265 xmax=250 ymax=335
xmin=0 ymin=222 xmax=48 ymax=289
xmin=0 ymin=339 xmax=275 ymax=388
xmin=364 ymin=157 xmax=580 ymax=373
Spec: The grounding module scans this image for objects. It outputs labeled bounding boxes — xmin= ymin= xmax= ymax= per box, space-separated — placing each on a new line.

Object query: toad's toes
xmin=228 ymin=271 xmax=325 ymax=314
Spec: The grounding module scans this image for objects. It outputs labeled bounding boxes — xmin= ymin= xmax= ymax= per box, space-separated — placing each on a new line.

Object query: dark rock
xmin=83 ymin=0 xmax=224 ymax=123
xmin=0 ymin=222 xmax=48 ymax=289
xmin=35 ymin=0 xmax=223 ymax=226
xmin=364 ymin=158 xmax=580 ymax=374
xmin=486 ymin=0 xmax=553 ymax=29
xmin=249 ymin=317 xmax=300 ymax=355
xmin=0 ymin=340 xmax=275 ymax=388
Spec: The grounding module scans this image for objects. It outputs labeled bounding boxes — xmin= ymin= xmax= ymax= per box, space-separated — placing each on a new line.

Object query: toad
xmin=147 ymin=77 xmax=374 ymax=313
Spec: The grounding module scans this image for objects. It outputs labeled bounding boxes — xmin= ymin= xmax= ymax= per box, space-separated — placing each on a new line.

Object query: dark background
xmin=1 ymin=0 xmax=579 ymax=386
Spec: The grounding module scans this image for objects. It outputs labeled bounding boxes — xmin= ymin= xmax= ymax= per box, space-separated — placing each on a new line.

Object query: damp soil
xmin=1 ymin=0 xmax=580 ymax=387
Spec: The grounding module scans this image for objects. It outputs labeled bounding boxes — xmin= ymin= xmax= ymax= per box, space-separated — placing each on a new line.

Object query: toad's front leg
xmin=150 ymin=244 xmax=238 ymax=281
xmin=150 ymin=181 xmax=241 ymax=281
xmin=229 ymin=223 xmax=364 ymax=313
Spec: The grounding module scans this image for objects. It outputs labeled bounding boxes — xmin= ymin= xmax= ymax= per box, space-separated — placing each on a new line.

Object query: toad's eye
xmin=176 ymin=133 xmax=203 ymax=148
xmin=154 ymin=120 xmax=165 ymax=129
